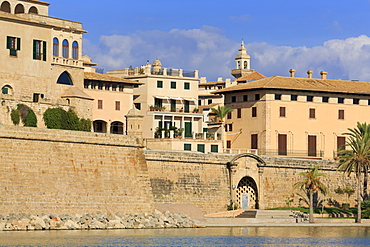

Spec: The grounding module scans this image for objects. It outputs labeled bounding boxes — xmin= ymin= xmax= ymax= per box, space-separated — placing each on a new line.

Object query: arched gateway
xmin=227 ymin=153 xmax=266 ymax=210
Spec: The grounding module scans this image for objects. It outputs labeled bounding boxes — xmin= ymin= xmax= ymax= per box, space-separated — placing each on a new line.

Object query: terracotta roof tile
xmin=236 ymin=71 xmax=266 ymax=81
xmin=199 ymin=81 xmax=228 ymax=86
xmin=214 ymin=76 xmax=370 ymax=95
xmin=84 ymin=72 xmax=143 ymax=85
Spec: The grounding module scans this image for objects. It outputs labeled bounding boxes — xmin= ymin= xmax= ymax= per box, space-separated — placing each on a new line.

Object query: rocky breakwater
xmin=0 ymin=211 xmax=198 ymax=231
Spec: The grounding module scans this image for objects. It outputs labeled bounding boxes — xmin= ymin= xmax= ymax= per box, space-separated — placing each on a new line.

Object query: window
xmin=251 ymin=134 xmax=258 ymax=149
xmin=227 ymin=112 xmax=232 ymax=119
xmin=337 ymin=136 xmax=346 ymax=151
xmin=338 ymin=97 xmax=344 ymax=104
xmin=184 ymin=82 xmax=190 ymax=90
xmin=197 ymin=144 xmax=205 ymax=153
xmin=198 ymin=100 xmax=202 ymax=106
xmin=1 ymin=86 xmax=10 ymax=94
xmin=53 ymin=38 xmax=59 ymax=56
xmin=184 ymin=100 xmax=189 ymax=113
xmin=231 ymin=96 xmax=236 ymax=102
xmin=255 ymin=94 xmax=260 ymax=100
xmin=6 ymin=36 xmax=20 ymax=56
xmin=252 ymin=107 xmax=257 ymax=117
xmin=309 ymin=108 xmax=315 ymax=119
xmin=278 ymin=134 xmax=287 ymax=155
xmin=308 ymin=135 xmax=317 ymax=157
xmin=291 ymin=95 xmax=297 ymax=101
xmin=322 ymin=96 xmax=329 ymax=103
xmin=115 ymin=101 xmax=120 ymax=111
xmin=171 ymin=81 xmax=176 ymax=89
xmin=62 ymin=39 xmax=69 ymax=58
xmin=157 ymin=80 xmax=163 ymax=88
xmin=208 ymin=99 xmax=213 ymax=104
xmin=98 ymin=100 xmax=103 ymax=109
xmin=338 ymin=109 xmax=344 ymax=120
xmin=353 ymin=98 xmax=359 ymax=105
xmin=279 ymin=107 xmax=286 ymax=117
xmin=171 ymin=99 xmax=176 ymax=112
xmin=226 ymin=140 xmax=231 ymax=149
xmin=134 ymin=103 xmax=141 ymax=110
xmin=72 ymin=41 xmax=78 ymax=59
xmin=29 ymin=6 xmax=38 ymax=14
xmin=184 ymin=144 xmax=191 ymax=151
xmin=307 ymin=96 xmax=314 ymax=102
xmin=56 ymin=71 xmax=73 ymax=85
xmin=33 ymin=40 xmax=46 ymax=61
xmin=211 ymin=145 xmax=218 ymax=153
xmin=243 ymin=95 xmax=248 ymax=102
xmin=368 ymin=99 xmax=370 ymax=105
xmin=0 ymin=1 xmax=10 ymax=13
xmin=237 ymin=108 xmax=242 ymax=118
xmin=155 ymin=98 xmax=163 ymax=107
xmin=275 ymin=94 xmax=282 ymax=100
xmin=33 ymin=93 xmax=40 ymax=103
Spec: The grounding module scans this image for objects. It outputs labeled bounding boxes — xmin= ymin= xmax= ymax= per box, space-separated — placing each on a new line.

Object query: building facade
xmin=0 ymin=0 xmax=92 ymax=127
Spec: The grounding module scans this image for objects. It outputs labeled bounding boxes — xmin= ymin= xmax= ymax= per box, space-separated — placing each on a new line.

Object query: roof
xmin=21 ymin=0 xmax=50 ymax=5
xmin=236 ymin=71 xmax=266 ymax=82
xmin=61 ymin=87 xmax=93 ymax=100
xmin=199 ymin=81 xmax=227 ymax=86
xmin=199 ymin=103 xmax=221 ymax=109
xmin=213 ymin=76 xmax=370 ymax=95
xmin=84 ymin=72 xmax=143 ymax=85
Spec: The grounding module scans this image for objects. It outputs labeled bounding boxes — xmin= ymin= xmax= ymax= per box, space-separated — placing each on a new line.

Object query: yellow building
xmin=0 ymin=0 xmax=93 ymax=126
xmin=215 ymin=69 xmax=370 ymax=159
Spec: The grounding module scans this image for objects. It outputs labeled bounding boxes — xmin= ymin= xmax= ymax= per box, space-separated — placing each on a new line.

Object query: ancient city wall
xmin=0 ymin=125 xmax=154 ymax=214
xmin=145 ymin=150 xmax=232 ymax=214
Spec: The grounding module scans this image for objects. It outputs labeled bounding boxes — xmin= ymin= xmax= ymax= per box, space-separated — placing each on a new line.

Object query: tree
xmin=293 ymin=166 xmax=329 ymax=223
xmin=338 ymin=122 xmax=370 ymax=223
xmin=211 ymin=105 xmax=233 ymax=149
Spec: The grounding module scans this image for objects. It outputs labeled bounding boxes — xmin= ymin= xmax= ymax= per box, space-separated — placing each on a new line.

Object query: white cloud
xmin=83 ymin=28 xmax=370 ymax=82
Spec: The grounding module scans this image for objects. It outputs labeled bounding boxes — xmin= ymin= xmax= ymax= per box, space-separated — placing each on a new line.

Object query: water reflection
xmin=0 ymin=227 xmax=370 ymax=246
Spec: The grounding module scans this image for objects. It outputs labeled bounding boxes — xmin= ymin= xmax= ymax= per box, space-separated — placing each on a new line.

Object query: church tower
xmin=231 ymin=40 xmax=254 ymax=79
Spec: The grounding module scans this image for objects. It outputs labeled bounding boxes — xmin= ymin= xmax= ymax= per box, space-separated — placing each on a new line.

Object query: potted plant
xmin=193 ymin=108 xmax=199 ymax=113
xmin=149 ymin=105 xmax=155 ymax=111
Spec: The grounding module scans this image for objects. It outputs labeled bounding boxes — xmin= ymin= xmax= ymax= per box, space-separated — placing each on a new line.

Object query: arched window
xmin=72 ymin=41 xmax=78 ymax=59
xmin=53 ymin=38 xmax=59 ymax=56
xmin=1 ymin=85 xmax=13 ymax=95
xmin=111 ymin=121 xmax=124 ymax=134
xmin=0 ymin=1 xmax=11 ymax=13
xmin=93 ymin=120 xmax=107 ymax=133
xmin=28 ymin=6 xmax=38 ymax=14
xmin=244 ymin=61 xmax=248 ymax=69
xmin=56 ymin=71 xmax=73 ymax=85
xmin=62 ymin=39 xmax=69 ymax=58
xmin=14 ymin=4 xmax=24 ymax=14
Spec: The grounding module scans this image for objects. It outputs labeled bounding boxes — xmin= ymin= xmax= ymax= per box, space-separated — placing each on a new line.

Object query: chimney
xmin=217 ymin=77 xmax=223 ymax=82
xmin=200 ymin=77 xmax=207 ymax=83
xmin=307 ymin=70 xmax=313 ymax=79
xmin=289 ymin=69 xmax=296 ymax=78
xmin=320 ymin=71 xmax=328 ymax=80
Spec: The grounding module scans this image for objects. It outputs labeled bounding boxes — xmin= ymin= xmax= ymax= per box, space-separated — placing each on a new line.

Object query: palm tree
xmin=211 ymin=105 xmax=233 ymax=149
xmin=338 ymin=122 xmax=370 ymax=223
xmin=293 ymin=166 xmax=329 ymax=223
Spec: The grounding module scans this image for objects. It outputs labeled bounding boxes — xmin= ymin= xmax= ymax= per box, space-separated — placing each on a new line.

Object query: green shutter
xmin=6 ymin=36 xmax=11 ymax=49
xmin=211 ymin=145 xmax=218 ymax=153
xmin=184 ymin=144 xmax=191 ymax=151
xmin=42 ymin=41 xmax=47 ymax=61
xmin=33 ymin=40 xmax=37 ymax=59
xmin=16 ymin=38 xmax=21 ymax=51
xmin=197 ymin=144 xmax=205 ymax=153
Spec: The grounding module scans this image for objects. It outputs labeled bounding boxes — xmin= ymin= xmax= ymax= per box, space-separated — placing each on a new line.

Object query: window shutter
xmin=42 ymin=41 xmax=47 ymax=61
xmin=33 ymin=40 xmax=37 ymax=59
xmin=6 ymin=36 xmax=11 ymax=49
xmin=16 ymin=38 xmax=21 ymax=51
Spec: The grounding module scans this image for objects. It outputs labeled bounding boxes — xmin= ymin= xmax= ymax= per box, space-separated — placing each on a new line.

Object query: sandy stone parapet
xmin=0 ymin=211 xmax=197 ymax=231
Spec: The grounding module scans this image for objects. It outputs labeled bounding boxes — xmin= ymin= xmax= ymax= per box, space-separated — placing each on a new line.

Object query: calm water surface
xmin=0 ymin=227 xmax=370 ymax=247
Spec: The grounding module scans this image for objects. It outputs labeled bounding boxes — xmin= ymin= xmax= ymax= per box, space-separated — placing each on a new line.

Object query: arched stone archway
xmin=236 ymin=176 xmax=258 ymax=209
xmin=28 ymin=6 xmax=38 ymax=14
xmin=0 ymin=1 xmax=11 ymax=13
xmin=14 ymin=4 xmax=24 ymax=14
xmin=93 ymin=120 xmax=107 ymax=133
xmin=110 ymin=121 xmax=124 ymax=135
xmin=227 ymin=153 xmax=266 ymax=210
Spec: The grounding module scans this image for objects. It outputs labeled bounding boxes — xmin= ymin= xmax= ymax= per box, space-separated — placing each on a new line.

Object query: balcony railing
xmin=183 ymin=70 xmax=196 ymax=77
xmin=258 ymin=149 xmax=324 ymax=158
xmin=223 ymin=149 xmax=258 ymax=155
xmin=154 ymin=131 xmax=221 ymax=141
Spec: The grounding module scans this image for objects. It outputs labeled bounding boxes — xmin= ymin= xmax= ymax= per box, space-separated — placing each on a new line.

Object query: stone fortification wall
xmin=0 ymin=125 xmax=154 ymax=214
xmin=145 ymin=150 xmax=232 ymax=214
xmin=261 ymin=156 xmax=358 ymax=209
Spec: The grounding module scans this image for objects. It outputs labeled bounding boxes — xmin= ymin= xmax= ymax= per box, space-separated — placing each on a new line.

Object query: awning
xmin=155 ymin=96 xmax=170 ymax=99
xmin=170 ymin=97 xmax=183 ymax=101
xmin=183 ymin=98 xmax=197 ymax=102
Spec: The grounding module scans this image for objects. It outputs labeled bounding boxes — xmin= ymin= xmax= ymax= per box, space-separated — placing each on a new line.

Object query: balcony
xmin=258 ymin=149 xmax=324 ymax=159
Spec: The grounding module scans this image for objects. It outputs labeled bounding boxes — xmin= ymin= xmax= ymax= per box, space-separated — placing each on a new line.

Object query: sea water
xmin=0 ymin=227 xmax=370 ymax=246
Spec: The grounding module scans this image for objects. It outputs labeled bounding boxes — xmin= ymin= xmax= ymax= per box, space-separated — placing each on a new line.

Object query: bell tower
xmin=231 ymin=40 xmax=254 ymax=79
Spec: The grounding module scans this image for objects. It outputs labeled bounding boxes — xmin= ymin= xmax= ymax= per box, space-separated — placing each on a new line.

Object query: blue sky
xmin=48 ymin=0 xmax=370 ymax=81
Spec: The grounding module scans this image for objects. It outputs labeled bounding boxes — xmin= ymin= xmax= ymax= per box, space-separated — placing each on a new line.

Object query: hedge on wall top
xmin=43 ymin=108 xmax=91 ymax=132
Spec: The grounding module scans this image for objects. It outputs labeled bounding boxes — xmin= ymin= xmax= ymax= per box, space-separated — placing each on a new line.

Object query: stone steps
xmin=236 ymin=210 xmax=294 ymax=219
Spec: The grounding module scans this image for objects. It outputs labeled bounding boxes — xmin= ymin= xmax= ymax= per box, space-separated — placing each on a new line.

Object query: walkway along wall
xmin=0 ymin=125 xmax=154 ymax=214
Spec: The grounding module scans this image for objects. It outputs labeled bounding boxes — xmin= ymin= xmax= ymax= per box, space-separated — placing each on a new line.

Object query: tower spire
xmin=231 ymin=40 xmax=253 ymax=79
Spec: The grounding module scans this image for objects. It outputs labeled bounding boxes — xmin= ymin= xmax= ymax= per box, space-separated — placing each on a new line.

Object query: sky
xmin=47 ymin=0 xmax=370 ymax=81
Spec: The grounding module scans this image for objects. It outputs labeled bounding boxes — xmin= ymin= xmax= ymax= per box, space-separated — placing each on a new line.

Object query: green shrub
xmin=362 ymin=200 xmax=370 ymax=219
xmin=10 ymin=109 xmax=20 ymax=125
xmin=14 ymin=104 xmax=37 ymax=127
xmin=43 ymin=107 xmax=91 ymax=132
